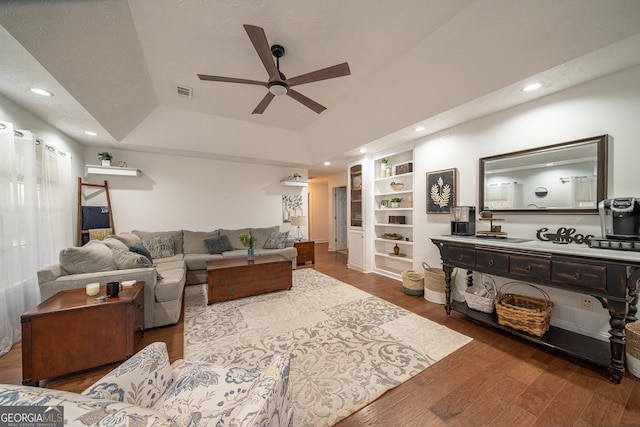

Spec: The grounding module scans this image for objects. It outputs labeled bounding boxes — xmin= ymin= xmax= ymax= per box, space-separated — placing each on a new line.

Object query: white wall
xmin=402 ymin=64 xmax=640 ymax=341
xmin=82 ymin=148 xmax=308 ymax=240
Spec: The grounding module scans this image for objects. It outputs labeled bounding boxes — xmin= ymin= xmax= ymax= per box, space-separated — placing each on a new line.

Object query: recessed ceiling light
xmin=523 ymin=83 xmax=542 ymax=92
xmin=414 ymin=126 xmax=426 ymax=132
xmin=359 ymin=148 xmax=367 ymax=153
xmin=84 ymin=131 xmax=98 ymax=136
xmin=29 ymin=87 xmax=53 ymax=97
xmin=324 ymin=161 xmax=331 ymax=166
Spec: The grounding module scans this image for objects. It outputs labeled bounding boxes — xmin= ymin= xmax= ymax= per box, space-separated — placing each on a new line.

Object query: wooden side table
xmin=21 ymin=282 xmax=144 ymax=386
xmin=295 ymin=240 xmax=315 ymax=265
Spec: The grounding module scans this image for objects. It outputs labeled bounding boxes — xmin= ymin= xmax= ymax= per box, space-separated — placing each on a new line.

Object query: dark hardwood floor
xmin=2 ymin=243 xmax=640 ymax=426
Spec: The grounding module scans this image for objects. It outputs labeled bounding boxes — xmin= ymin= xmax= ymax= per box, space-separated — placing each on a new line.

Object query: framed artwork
xmin=282 ymin=195 xmax=303 ymax=223
xmin=426 ymin=168 xmax=457 ymax=214
xmin=380 ymin=200 xmax=389 ymax=208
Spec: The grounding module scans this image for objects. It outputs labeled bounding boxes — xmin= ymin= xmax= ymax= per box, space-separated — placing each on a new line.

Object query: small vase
xmin=247 ymin=248 xmax=254 ymax=260
xmin=393 ymin=244 xmax=400 ymax=256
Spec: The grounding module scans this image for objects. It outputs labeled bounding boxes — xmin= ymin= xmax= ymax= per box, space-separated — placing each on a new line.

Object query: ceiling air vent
xmin=176 ymin=85 xmax=193 ymax=99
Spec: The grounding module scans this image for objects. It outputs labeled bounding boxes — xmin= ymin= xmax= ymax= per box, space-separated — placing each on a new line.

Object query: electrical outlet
xmin=582 ymin=296 xmax=594 ymax=311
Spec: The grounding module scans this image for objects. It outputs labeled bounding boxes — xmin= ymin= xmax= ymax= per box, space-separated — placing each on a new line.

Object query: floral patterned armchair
xmin=0 ymin=342 xmax=292 ymax=427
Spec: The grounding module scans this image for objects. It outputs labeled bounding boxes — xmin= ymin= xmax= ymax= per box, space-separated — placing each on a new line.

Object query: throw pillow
xmin=108 ymin=232 xmax=142 ymax=248
xmin=133 ymin=230 xmax=183 ymax=255
xmin=112 ymin=248 xmax=151 ymax=270
xmin=142 ymin=236 xmax=175 ymax=259
xmin=101 ymin=237 xmax=128 ymax=251
xmin=129 ymin=243 xmax=153 ymax=261
xmin=204 ymin=235 xmax=233 ymax=254
xmin=59 ymin=241 xmax=117 ymax=274
xmin=249 ymin=226 xmax=279 ymax=249
xmin=264 ymin=231 xmax=290 ymax=249
xmin=218 ymin=228 xmax=250 ymax=250
xmin=183 ymin=230 xmax=219 ymax=254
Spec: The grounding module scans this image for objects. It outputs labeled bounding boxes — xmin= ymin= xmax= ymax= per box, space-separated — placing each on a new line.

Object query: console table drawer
xmin=476 ymin=251 xmax=509 ymax=272
xmin=552 ymin=261 xmax=607 ymax=291
xmin=510 ymin=255 xmax=550 ymax=280
xmin=442 ymin=245 xmax=476 ymax=268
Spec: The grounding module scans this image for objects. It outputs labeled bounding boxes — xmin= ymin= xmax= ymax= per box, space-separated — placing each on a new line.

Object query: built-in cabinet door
xmin=348 ymin=230 xmax=365 ymax=271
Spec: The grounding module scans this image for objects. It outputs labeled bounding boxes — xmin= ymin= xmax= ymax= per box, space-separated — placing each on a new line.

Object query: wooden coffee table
xmin=21 ymin=282 xmax=144 ymax=386
xmin=206 ymin=254 xmax=292 ymax=304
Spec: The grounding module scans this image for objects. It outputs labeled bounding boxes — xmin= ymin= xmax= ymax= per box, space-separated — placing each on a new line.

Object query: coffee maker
xmin=450 ymin=206 xmax=476 ymax=236
xmin=598 ymin=198 xmax=640 ymax=240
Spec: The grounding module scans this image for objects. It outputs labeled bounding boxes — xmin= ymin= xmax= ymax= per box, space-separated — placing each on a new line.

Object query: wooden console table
xmin=431 ymin=235 xmax=640 ymax=383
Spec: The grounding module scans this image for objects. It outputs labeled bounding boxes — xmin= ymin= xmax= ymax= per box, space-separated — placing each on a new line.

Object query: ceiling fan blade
xmin=243 ymin=24 xmax=280 ymax=82
xmin=252 ymin=92 xmax=275 ymax=114
xmin=286 ymin=62 xmax=351 ymax=87
xmin=197 ymin=74 xmax=267 ymax=86
xmin=287 ymin=89 xmax=326 ymax=114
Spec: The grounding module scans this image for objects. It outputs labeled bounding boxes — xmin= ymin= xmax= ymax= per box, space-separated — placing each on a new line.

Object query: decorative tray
xmin=381 ymin=233 xmax=403 ymax=240
xmin=388 ymin=253 xmax=407 ymax=257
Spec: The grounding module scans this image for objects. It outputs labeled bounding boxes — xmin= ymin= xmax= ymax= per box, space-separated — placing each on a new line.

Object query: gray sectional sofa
xmin=37 ymin=226 xmax=297 ymax=329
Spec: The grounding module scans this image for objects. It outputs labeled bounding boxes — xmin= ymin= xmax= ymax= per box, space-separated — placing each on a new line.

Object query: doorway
xmin=333 ymin=186 xmax=347 ymax=252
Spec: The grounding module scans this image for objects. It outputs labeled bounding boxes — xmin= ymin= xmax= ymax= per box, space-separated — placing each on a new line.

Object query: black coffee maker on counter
xmin=590 ymin=197 xmax=640 ymax=251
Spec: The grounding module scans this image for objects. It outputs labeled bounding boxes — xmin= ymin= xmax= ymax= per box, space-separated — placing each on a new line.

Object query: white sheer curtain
xmin=0 ymin=121 xmax=72 ymax=356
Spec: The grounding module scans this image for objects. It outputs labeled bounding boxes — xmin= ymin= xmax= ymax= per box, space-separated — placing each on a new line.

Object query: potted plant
xmin=239 ymin=233 xmax=258 ymax=260
xmin=390 ymin=197 xmax=403 ymax=208
xmin=97 ymin=152 xmax=113 ymax=166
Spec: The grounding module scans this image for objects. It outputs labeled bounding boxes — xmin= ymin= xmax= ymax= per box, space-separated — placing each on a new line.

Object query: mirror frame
xmin=478 ymin=134 xmax=609 ymax=214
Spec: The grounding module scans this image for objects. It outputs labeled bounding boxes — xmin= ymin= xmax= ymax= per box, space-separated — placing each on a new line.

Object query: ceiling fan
xmin=197 ymin=25 xmax=351 ymax=114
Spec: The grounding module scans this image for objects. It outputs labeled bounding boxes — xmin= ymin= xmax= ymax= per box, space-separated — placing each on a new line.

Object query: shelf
xmin=451 ymin=301 xmax=610 ymax=368
xmin=280 ymin=179 xmax=308 ymax=187
xmin=375 ymin=208 xmax=412 ymax=212
xmin=375 ymin=252 xmax=413 ymax=262
xmin=375 ymin=223 xmax=412 ymax=228
xmin=375 ymin=190 xmax=413 ymax=197
xmin=86 ymin=164 xmax=139 ymax=176
xmin=374 ymin=172 xmax=413 ymax=182
xmin=375 ymin=238 xmax=413 ymax=245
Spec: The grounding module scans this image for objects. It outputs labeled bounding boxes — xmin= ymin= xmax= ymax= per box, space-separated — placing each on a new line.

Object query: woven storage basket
xmin=464 ymin=273 xmax=497 ymax=313
xmin=422 ymin=262 xmax=457 ymax=304
xmin=495 ymin=282 xmax=553 ymax=337
xmin=626 ymin=322 xmax=640 ymax=378
xmin=402 ymin=270 xmax=424 ymax=296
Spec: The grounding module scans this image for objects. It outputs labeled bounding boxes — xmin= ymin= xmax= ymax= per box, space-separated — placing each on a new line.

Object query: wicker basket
xmin=495 ymin=282 xmax=553 ymax=337
xmin=464 ymin=273 xmax=497 ymax=313
xmin=422 ymin=262 xmax=457 ymax=304
xmin=402 ymin=270 xmax=424 ymax=296
xmin=626 ymin=322 xmax=640 ymax=378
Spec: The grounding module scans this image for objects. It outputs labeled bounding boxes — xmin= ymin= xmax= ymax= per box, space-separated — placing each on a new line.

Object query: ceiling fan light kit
xmin=198 ymin=24 xmax=350 ymax=114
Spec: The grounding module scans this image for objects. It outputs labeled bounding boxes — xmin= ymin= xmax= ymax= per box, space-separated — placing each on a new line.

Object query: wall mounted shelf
xmin=280 ymin=179 xmax=308 ymax=187
xmin=86 ymin=165 xmax=140 ymax=177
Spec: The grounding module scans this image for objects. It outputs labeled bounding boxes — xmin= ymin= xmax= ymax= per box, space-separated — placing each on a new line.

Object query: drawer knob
xmin=488 ymin=260 xmax=494 ymax=266
xmin=525 ymin=265 xmax=532 ymax=273
xmin=458 ymin=255 xmax=464 ymax=261
xmin=574 ymin=272 xmax=581 ymax=280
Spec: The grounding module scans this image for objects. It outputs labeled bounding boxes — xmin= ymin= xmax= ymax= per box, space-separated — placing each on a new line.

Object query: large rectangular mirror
xmin=479 ymin=135 xmax=609 ymax=214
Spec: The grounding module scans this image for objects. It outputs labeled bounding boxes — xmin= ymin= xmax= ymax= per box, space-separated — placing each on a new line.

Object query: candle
xmin=86 ymin=283 xmax=100 ymax=296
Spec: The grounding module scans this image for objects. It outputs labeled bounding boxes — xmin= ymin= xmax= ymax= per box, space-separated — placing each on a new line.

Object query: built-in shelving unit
xmin=373 ymin=150 xmax=414 ymax=279
xmin=349 ymin=164 xmax=363 ymax=228
xmin=86 ymin=165 xmax=139 ymax=176
xmin=347 ymin=162 xmax=366 ymax=271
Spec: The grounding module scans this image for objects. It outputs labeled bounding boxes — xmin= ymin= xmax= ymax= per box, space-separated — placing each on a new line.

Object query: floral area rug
xmin=184 ymin=268 xmax=472 ymax=426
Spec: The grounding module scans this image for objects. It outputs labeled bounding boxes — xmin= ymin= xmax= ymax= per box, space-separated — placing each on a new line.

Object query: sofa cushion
xmin=142 ymin=236 xmax=175 ymax=259
xmin=219 ymin=228 xmax=250 ymax=250
xmin=264 ymin=231 xmax=290 ymax=249
xmin=109 ymin=232 xmax=142 ymax=248
xmin=133 ymin=230 xmax=183 ymax=255
xmin=130 ymin=242 xmax=153 ymax=261
xmin=82 ymin=342 xmax=172 ymax=409
xmin=250 ymin=226 xmax=280 ymax=249
xmin=204 ymin=235 xmax=233 ymax=254
xmin=184 ymin=253 xmax=224 ymax=271
xmin=101 ymin=236 xmax=128 ymax=251
xmin=183 ymin=230 xmax=218 ymax=254
xmin=156 ymin=359 xmax=264 ymax=427
xmin=59 ymin=241 xmax=117 ymax=275
xmin=112 ymin=248 xmax=152 ymax=270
